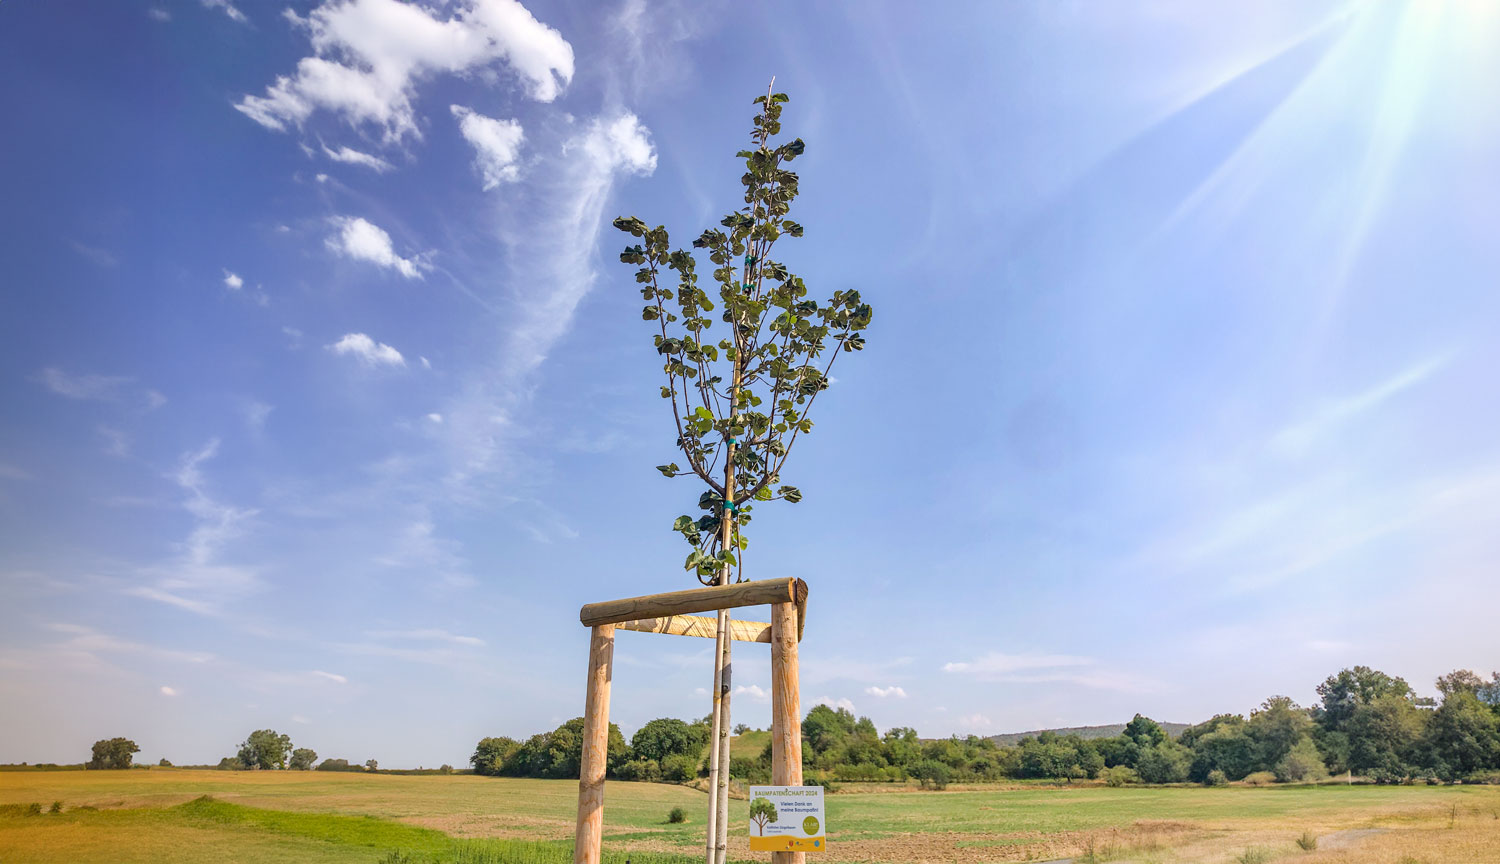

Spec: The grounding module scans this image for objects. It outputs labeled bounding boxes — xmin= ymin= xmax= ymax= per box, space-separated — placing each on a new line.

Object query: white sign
xmin=748 ymin=785 xmax=826 ymax=852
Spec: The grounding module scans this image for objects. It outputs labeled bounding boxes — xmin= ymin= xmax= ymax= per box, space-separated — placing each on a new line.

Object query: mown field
xmin=2 ymin=769 xmax=1498 ymax=863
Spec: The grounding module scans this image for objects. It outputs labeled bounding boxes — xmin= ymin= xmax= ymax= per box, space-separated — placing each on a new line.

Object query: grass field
xmin=3 ymin=769 xmax=1498 ymax=863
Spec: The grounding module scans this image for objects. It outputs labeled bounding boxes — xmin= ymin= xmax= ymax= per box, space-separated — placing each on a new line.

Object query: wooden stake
xmin=704 ymin=609 xmax=724 ymax=864
xmin=713 ymin=617 xmax=733 ymax=864
xmin=574 ymin=624 xmax=614 ymax=864
xmin=770 ymin=600 xmax=804 ymax=864
xmin=579 ymin=578 xmax=798 ymax=627
xmin=617 ymin=614 xmax=772 ymax=642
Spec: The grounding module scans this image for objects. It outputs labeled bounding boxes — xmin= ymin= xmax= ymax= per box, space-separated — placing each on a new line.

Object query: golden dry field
xmin=2 ymin=769 xmax=1498 ymax=863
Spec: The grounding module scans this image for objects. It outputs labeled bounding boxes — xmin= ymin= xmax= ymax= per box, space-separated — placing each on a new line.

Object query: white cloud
xmin=576 ymin=112 xmax=658 ymax=176
xmin=322 ymin=144 xmax=394 ymax=173
xmin=451 ymin=105 xmax=524 ymax=189
xmin=328 ymin=332 xmax=406 ymax=367
xmin=202 ymin=0 xmax=248 ymax=24
xmin=310 ymin=670 xmax=348 ymax=684
xmin=864 ymin=685 xmax=908 ymax=699
xmin=282 ymin=326 xmax=304 ymax=348
xmin=814 ymin=696 xmax=856 ymax=714
xmin=236 ymin=0 xmax=573 ymax=141
xmin=149 ymin=8 xmax=171 ymax=22
xmin=426 ymin=413 xmax=443 ymax=423
xmin=292 ymin=714 xmax=311 ymax=724
xmin=223 ymin=269 xmax=244 ymax=290
xmin=957 ymin=712 xmax=995 ymax=732
xmin=734 ymin=684 xmax=770 ymax=703
xmin=419 ymin=356 xmax=431 ymax=370
xmin=160 ymin=685 xmax=178 ymax=696
xmin=326 ymin=216 xmax=426 ymax=278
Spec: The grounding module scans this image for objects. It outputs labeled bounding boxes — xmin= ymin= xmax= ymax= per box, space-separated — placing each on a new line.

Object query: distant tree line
xmin=471 ymin=666 xmax=1500 ymax=788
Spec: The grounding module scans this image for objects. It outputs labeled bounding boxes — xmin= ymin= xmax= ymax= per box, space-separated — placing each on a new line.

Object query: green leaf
xmin=780 ymin=486 xmax=802 ymax=503
xmin=657 ymin=464 xmax=680 ymax=478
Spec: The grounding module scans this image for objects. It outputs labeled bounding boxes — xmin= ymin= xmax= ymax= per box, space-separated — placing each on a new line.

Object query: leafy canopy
xmin=613 ymin=89 xmax=872 ymax=583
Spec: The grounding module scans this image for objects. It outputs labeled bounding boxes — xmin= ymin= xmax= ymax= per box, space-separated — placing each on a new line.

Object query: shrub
xmin=667 ymin=806 xmax=686 ymax=824
xmin=1237 ymin=847 xmax=1273 ymax=864
xmin=1243 ymin=771 xmax=1277 ymax=786
xmin=48 ymin=801 xmax=62 ymax=814
xmin=1296 ymin=831 xmax=1317 ymax=851
xmin=1205 ymin=769 xmax=1229 ymax=787
xmin=439 ymin=764 xmax=453 ymax=775
xmin=158 ymin=758 xmax=172 ymax=768
xmin=616 ymin=759 xmax=662 ymax=783
xmin=25 ymin=803 xmax=42 ymax=816
xmin=1102 ymin=765 xmax=1138 ymax=787
xmin=659 ymin=753 xmax=696 ymax=784
xmin=1274 ymin=739 xmax=1329 ymax=783
xmin=1465 ymin=771 xmax=1500 ymax=785
xmin=911 ymin=760 xmax=951 ymax=790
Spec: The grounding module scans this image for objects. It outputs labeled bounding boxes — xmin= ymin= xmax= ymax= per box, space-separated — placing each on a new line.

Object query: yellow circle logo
xmin=803 ymin=816 xmax=820 ymax=835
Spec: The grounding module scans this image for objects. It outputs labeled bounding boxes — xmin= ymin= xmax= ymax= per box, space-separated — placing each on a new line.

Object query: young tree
xmin=612 ymin=84 xmax=872 ymax=863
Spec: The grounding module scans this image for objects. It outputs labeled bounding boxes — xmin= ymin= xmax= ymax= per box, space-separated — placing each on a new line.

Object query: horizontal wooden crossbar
xmin=618 ymin=614 xmax=771 ymax=642
xmin=579 ymin=577 xmax=808 ymax=628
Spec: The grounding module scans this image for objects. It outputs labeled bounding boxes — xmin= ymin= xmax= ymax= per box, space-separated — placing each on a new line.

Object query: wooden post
xmin=770 ymin=600 xmax=804 ymax=864
xmin=574 ymin=624 xmax=615 ymax=864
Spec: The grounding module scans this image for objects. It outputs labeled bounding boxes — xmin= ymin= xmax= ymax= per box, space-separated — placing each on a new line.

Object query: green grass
xmin=819 ymin=783 xmax=1499 ymax=838
xmin=0 ymin=796 xmax=727 ymax=864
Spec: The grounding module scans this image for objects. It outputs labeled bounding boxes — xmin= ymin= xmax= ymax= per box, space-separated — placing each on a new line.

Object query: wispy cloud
xmin=223 ymin=269 xmax=244 ymax=290
xmin=36 ymin=368 xmax=165 ymax=411
xmin=71 ymin=241 xmax=117 ymax=268
xmin=943 ymin=651 xmax=1157 ymax=693
xmin=201 ymin=0 xmax=248 ymax=25
xmin=322 ymin=144 xmax=394 ymax=173
xmin=125 ymin=440 xmax=261 ymax=616
xmin=37 ymin=368 xmax=131 ymax=401
xmin=366 ymin=628 xmax=485 ymax=647
xmin=865 ymin=685 xmax=908 ymax=699
xmin=1269 ymin=354 xmax=1451 ymax=457
xmin=440 ymin=111 xmax=655 ymax=485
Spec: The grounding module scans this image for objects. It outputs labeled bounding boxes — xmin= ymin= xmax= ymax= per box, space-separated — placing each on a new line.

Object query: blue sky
xmin=3 ymin=0 xmax=1499 ymax=768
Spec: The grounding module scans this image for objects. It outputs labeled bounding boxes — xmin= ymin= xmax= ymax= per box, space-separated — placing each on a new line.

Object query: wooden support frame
xmin=573 ymin=580 xmax=807 ymax=864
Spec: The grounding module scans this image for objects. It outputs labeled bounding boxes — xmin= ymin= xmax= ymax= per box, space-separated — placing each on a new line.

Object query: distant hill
xmin=986 ymin=722 xmax=1192 ymax=747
